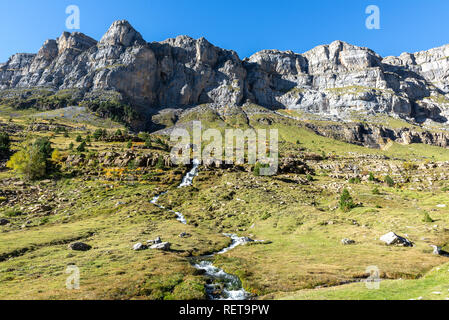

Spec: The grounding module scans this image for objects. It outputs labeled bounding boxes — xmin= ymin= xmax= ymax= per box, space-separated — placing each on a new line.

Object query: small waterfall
xmin=149 ymin=159 xmax=249 ymax=300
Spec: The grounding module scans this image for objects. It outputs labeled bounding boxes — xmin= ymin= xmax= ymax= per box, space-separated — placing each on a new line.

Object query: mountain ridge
xmin=1 ymin=20 xmax=449 ymax=130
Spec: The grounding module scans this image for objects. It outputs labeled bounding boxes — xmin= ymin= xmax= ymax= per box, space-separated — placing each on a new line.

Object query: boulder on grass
xmin=380 ymin=232 xmax=413 ymax=247
xmin=132 ymin=242 xmax=147 ymax=251
xmin=150 ymin=242 xmax=171 ymax=251
xmin=341 ymin=238 xmax=356 ymax=245
xmin=68 ymin=242 xmax=92 ymax=251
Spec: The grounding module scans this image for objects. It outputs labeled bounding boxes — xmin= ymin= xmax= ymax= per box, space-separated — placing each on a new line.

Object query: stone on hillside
xmin=430 ymin=245 xmax=442 ymax=255
xmin=380 ymin=232 xmax=413 ymax=247
xmin=132 ymin=242 xmax=147 ymax=251
xmin=68 ymin=242 xmax=92 ymax=251
xmin=0 ymin=218 xmax=10 ymax=226
xmin=179 ymin=232 xmax=191 ymax=238
xmin=147 ymin=237 xmax=162 ymax=245
xmin=341 ymin=238 xmax=356 ymax=245
xmin=150 ymin=242 xmax=171 ymax=251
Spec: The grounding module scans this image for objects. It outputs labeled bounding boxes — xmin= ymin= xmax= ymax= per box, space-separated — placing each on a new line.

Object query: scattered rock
xmin=179 ymin=232 xmax=191 ymax=238
xmin=68 ymin=242 xmax=92 ymax=251
xmin=147 ymin=237 xmax=162 ymax=245
xmin=0 ymin=218 xmax=9 ymax=226
xmin=132 ymin=243 xmax=147 ymax=251
xmin=150 ymin=242 xmax=171 ymax=251
xmin=380 ymin=232 xmax=413 ymax=247
xmin=430 ymin=245 xmax=442 ymax=255
xmin=430 ymin=245 xmax=449 ymax=257
xmin=341 ymin=238 xmax=356 ymax=245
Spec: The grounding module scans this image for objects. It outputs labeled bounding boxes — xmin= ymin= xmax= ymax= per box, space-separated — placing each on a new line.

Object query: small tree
xmin=93 ymin=129 xmax=103 ymax=141
xmin=33 ymin=137 xmax=52 ymax=157
xmin=115 ymin=129 xmax=123 ymax=136
xmin=156 ymin=156 xmax=165 ymax=170
xmin=339 ymin=188 xmax=356 ymax=212
xmin=51 ymin=149 xmax=62 ymax=163
xmin=68 ymin=142 xmax=74 ymax=150
xmin=0 ymin=132 xmax=10 ymax=157
xmin=7 ymin=143 xmax=49 ymax=180
xmin=145 ymin=138 xmax=152 ymax=149
xmin=384 ymin=175 xmax=395 ymax=187
xmin=77 ymin=141 xmax=87 ymax=153
xmin=422 ymin=211 xmax=434 ymax=223
xmin=372 ymin=186 xmax=380 ymax=195
xmin=127 ymin=140 xmax=133 ymax=148
xmin=75 ymin=135 xmax=83 ymax=143
xmin=368 ymin=172 xmax=375 ymax=182
xmin=253 ymin=162 xmax=262 ymax=176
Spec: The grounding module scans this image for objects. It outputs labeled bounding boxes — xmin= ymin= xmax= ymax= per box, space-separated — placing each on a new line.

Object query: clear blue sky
xmin=1 ymin=0 xmax=448 ymax=62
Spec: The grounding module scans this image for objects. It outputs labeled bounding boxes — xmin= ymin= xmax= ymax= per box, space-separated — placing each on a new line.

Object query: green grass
xmin=2 ymin=103 xmax=449 ymax=300
xmin=273 ymin=262 xmax=449 ymax=300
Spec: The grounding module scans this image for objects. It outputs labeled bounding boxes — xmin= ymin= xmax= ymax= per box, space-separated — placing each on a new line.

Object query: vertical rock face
xmin=244 ymin=40 xmax=443 ymax=120
xmin=149 ymin=35 xmax=246 ymax=107
xmin=0 ymin=19 xmax=449 ymax=129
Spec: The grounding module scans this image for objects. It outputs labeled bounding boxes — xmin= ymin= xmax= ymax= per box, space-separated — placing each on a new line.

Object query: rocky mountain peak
xmin=99 ymin=20 xmax=145 ymax=47
xmin=56 ymin=31 xmax=97 ymax=54
xmin=36 ymin=40 xmax=58 ymax=61
xmin=1 ymin=20 xmax=449 ymax=130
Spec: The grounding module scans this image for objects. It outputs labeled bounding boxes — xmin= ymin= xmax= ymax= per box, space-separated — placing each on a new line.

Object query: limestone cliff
xmin=1 ymin=20 xmax=449 ymax=130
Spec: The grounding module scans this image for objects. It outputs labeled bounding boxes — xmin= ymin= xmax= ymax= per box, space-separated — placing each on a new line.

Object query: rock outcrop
xmin=303 ymin=121 xmax=449 ymax=149
xmin=1 ymin=20 xmax=449 ymax=130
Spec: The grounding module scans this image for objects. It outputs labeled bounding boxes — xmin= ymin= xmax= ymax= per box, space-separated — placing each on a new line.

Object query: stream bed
xmin=150 ymin=159 xmax=249 ymax=300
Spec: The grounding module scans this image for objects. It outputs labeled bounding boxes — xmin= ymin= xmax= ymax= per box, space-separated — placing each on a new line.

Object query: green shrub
xmin=156 ymin=156 xmax=165 ymax=170
xmin=372 ymin=186 xmax=381 ymax=195
xmin=253 ymin=162 xmax=269 ymax=176
xmin=127 ymin=140 xmax=133 ymax=148
xmin=384 ymin=175 xmax=395 ymax=187
xmin=339 ymin=188 xmax=357 ymax=212
xmin=0 ymin=132 xmax=11 ymax=157
xmin=138 ymin=132 xmax=151 ymax=141
xmin=349 ymin=177 xmax=361 ymax=184
xmin=80 ymin=100 xmax=137 ymax=126
xmin=4 ymin=209 xmax=23 ymax=217
xmin=422 ymin=211 xmax=434 ymax=223
xmin=261 ymin=212 xmax=272 ymax=220
xmin=76 ymin=141 xmax=87 ymax=153
xmin=7 ymin=144 xmax=48 ymax=180
xmin=368 ymin=172 xmax=375 ymax=182
xmin=33 ymin=137 xmax=53 ymax=159
xmin=128 ymin=160 xmax=137 ymax=170
xmin=75 ymin=135 xmax=82 ymax=143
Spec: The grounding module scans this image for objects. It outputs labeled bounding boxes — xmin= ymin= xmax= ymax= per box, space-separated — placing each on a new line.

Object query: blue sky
xmin=1 ymin=0 xmax=448 ymax=62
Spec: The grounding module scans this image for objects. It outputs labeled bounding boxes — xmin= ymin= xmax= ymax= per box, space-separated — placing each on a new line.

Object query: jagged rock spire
xmin=99 ymin=20 xmax=145 ymax=47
